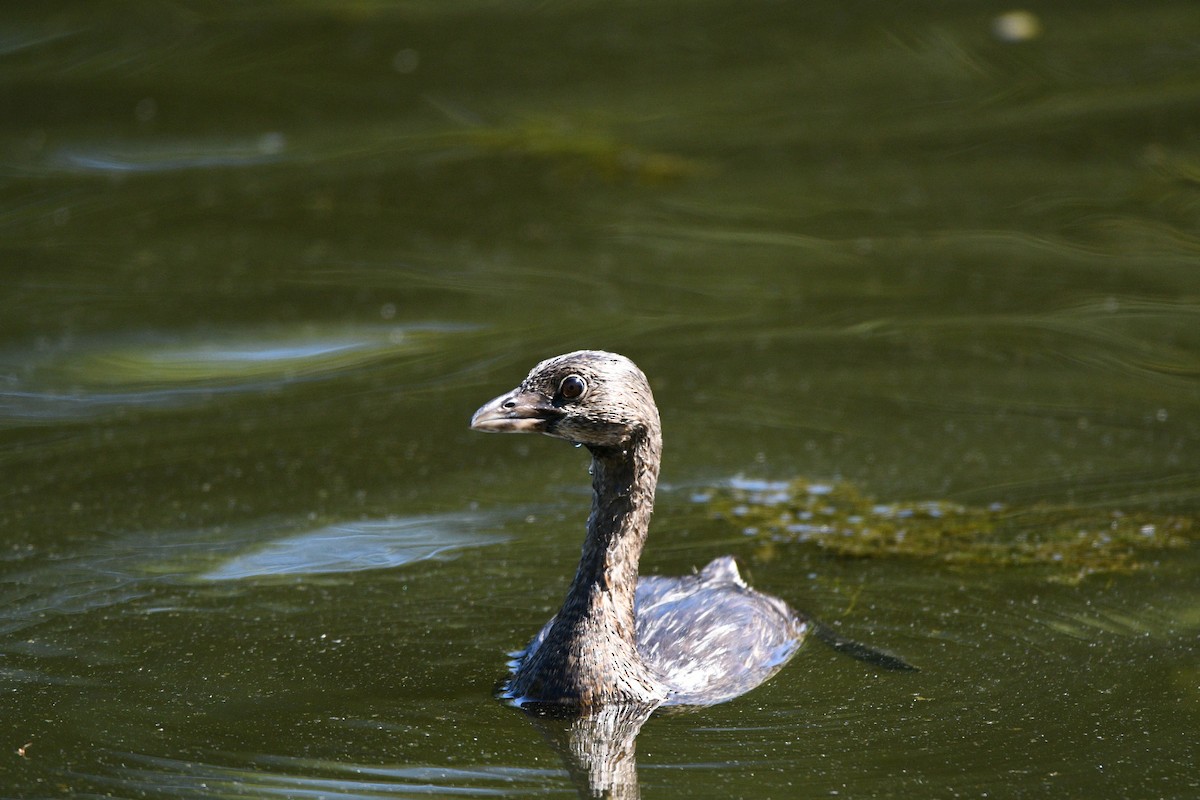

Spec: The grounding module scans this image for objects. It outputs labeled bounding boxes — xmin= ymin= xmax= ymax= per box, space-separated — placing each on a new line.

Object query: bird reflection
xmin=522 ymin=701 xmax=657 ymax=799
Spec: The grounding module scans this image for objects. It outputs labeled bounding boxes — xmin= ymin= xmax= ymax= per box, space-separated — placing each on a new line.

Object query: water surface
xmin=2 ymin=2 xmax=1198 ymax=798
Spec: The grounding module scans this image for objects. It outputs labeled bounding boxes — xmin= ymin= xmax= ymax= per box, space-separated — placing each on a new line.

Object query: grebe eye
xmin=559 ymin=375 xmax=587 ymax=400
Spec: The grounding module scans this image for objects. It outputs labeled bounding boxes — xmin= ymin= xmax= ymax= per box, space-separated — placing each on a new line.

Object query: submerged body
xmin=471 ymin=350 xmax=808 ymax=707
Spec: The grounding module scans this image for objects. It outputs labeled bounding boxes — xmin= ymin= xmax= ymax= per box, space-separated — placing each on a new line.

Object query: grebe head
xmin=470 ymin=350 xmax=659 ymax=449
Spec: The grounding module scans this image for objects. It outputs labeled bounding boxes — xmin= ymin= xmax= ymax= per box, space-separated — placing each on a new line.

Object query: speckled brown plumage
xmin=471 ymin=350 xmax=807 ymax=708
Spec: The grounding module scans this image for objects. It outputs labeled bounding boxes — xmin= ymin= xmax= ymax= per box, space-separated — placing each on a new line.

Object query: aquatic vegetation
xmin=703 ymin=477 xmax=1193 ymax=583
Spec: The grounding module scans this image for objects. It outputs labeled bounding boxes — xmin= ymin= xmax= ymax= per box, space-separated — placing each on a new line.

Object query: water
xmin=3 ymin=2 xmax=1198 ymax=797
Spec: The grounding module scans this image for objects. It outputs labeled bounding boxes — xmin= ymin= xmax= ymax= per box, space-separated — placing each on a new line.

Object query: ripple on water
xmin=48 ymin=134 xmax=290 ymax=174
xmin=0 ymin=512 xmax=509 ymax=643
xmin=201 ymin=515 xmax=509 ymax=582
xmin=75 ymin=751 xmax=559 ymax=799
xmin=0 ymin=322 xmax=475 ymax=424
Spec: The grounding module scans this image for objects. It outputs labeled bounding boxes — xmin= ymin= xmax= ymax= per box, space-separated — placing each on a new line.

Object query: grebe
xmin=471 ymin=350 xmax=807 ymax=707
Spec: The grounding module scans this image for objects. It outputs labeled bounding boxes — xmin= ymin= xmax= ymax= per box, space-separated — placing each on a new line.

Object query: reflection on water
xmin=51 ymin=133 xmax=289 ymax=174
xmin=0 ymin=323 xmax=473 ymax=423
xmin=0 ymin=513 xmax=505 ymax=640
xmin=18 ymin=324 xmax=466 ymax=386
xmin=1 ymin=386 xmax=243 ymax=421
xmin=202 ymin=515 xmax=507 ymax=581
xmin=527 ymin=703 xmax=656 ymax=799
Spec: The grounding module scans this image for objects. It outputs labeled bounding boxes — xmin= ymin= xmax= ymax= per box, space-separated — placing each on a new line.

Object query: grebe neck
xmin=508 ymin=422 xmax=667 ymax=706
xmin=563 ymin=425 xmax=661 ymax=632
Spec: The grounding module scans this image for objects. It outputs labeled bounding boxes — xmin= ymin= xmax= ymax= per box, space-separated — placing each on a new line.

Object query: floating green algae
xmin=703 ymin=478 xmax=1194 ymax=583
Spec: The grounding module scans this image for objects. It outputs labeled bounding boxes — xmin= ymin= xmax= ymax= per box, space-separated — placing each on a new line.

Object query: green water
xmin=3 ymin=2 xmax=1198 ymax=797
